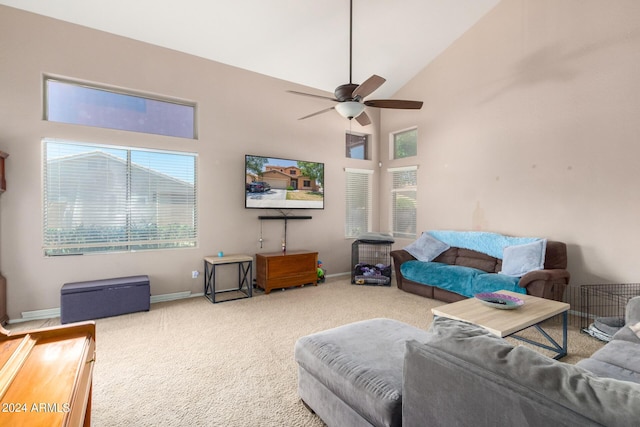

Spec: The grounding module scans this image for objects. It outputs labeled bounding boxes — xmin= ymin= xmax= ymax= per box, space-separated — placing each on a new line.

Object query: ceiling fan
xmin=288 ymin=0 xmax=423 ymax=126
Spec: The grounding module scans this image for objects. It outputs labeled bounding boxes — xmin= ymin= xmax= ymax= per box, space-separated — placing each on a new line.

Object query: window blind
xmin=345 ymin=168 xmax=373 ymax=238
xmin=43 ymin=139 xmax=197 ymax=255
xmin=389 ymin=166 xmax=417 ymax=239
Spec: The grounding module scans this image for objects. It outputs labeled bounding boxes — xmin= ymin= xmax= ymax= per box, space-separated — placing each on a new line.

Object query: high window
xmin=43 ymin=139 xmax=197 ymax=256
xmin=44 ymin=78 xmax=196 ymax=139
xmin=345 ymin=168 xmax=373 ymax=238
xmin=346 ymin=132 xmax=370 ymax=160
xmin=392 ymin=128 xmax=417 ymax=159
xmin=389 ymin=166 xmax=417 ymax=239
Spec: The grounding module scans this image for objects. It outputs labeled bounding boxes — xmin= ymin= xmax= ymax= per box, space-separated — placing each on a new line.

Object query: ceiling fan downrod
xmin=287 ymin=0 xmax=423 ymax=125
xmin=349 ymin=0 xmax=353 ymax=85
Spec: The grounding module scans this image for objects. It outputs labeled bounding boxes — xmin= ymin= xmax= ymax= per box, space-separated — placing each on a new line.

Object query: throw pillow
xmin=500 ymin=239 xmax=547 ymax=277
xmin=630 ymin=321 xmax=640 ymax=339
xmin=404 ymin=232 xmax=450 ymax=262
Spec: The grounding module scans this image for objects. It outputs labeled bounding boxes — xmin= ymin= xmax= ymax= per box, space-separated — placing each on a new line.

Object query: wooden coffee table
xmin=431 ymin=290 xmax=570 ymax=359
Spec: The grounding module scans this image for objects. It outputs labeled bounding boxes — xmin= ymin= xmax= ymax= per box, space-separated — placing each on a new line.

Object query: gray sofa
xmin=295 ymin=297 xmax=640 ymax=426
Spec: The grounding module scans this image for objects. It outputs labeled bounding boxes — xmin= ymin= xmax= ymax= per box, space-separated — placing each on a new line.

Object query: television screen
xmin=245 ymin=155 xmax=324 ymax=209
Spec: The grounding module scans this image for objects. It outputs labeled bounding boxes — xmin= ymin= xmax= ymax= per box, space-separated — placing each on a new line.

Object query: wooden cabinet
xmin=0 ymin=321 xmax=96 ymax=426
xmin=0 ymin=151 xmax=7 ymax=193
xmin=0 ymin=151 xmax=6 ymax=324
xmin=256 ymin=250 xmax=318 ymax=294
xmin=0 ymin=274 xmax=7 ymax=325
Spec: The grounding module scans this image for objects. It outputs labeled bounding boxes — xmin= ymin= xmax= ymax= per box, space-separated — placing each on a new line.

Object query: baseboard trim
xmin=326 ymin=272 xmax=350 ymax=278
xmin=17 ymin=307 xmax=61 ymax=323
xmin=150 ymin=291 xmax=192 ymax=303
xmin=10 ymin=290 xmax=203 ymax=324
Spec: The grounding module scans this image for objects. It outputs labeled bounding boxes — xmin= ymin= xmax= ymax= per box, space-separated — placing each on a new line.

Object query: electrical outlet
xmin=191 ymin=270 xmax=199 ymax=279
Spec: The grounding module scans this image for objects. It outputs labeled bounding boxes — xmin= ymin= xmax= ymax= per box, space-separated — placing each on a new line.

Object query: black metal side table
xmin=203 ymin=254 xmax=253 ymax=303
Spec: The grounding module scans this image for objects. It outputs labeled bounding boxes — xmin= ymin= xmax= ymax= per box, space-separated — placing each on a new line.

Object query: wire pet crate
xmin=580 ymin=283 xmax=640 ymax=341
xmin=351 ymin=234 xmax=394 ymax=286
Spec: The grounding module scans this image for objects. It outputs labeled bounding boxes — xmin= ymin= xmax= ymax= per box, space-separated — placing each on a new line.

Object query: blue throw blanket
xmin=427 ymin=230 xmax=540 ymax=259
xmin=400 ymin=261 xmax=524 ymax=298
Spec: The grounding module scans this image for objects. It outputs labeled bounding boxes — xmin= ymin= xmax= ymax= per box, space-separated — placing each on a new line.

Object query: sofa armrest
xmin=390 ymin=250 xmax=417 ymax=290
xmin=518 ymin=269 xmax=571 ymax=301
xmin=403 ymin=318 xmax=640 ymax=427
xmin=626 ymin=296 xmax=640 ymax=324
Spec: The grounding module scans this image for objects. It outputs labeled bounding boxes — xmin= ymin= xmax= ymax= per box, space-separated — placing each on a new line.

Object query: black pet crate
xmin=580 ymin=283 xmax=640 ymax=341
xmin=351 ymin=233 xmax=394 ymax=286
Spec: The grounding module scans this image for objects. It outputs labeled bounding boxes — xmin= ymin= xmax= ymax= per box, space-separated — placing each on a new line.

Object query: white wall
xmin=0 ymin=6 xmax=380 ymax=319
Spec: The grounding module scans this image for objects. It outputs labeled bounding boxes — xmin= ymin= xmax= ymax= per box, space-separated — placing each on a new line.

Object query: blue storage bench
xmin=61 ymin=275 xmax=150 ymax=324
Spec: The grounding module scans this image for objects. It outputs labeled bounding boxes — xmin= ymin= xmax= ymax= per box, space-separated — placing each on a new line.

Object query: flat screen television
xmin=245 ymin=154 xmax=324 ymax=210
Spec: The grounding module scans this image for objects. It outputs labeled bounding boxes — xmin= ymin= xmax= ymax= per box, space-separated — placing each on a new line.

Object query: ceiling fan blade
xmin=298 ymin=106 xmax=336 ymax=120
xmin=355 ymin=111 xmax=371 ymax=126
xmin=364 ymin=99 xmax=424 ymax=109
xmin=287 ymin=90 xmax=338 ymax=102
xmin=352 ymin=75 xmax=386 ymax=100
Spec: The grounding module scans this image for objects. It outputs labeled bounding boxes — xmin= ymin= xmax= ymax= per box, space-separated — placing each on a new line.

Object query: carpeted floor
xmin=7 ymin=277 xmax=604 ymax=426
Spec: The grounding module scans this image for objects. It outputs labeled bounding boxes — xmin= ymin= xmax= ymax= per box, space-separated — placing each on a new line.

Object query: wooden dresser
xmin=0 ymin=151 xmax=8 ymax=325
xmin=256 ymin=250 xmax=318 ymax=294
xmin=0 ymin=321 xmax=96 ymax=426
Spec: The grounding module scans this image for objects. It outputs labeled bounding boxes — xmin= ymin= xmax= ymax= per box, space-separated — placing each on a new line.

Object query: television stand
xmin=256 ymin=250 xmax=318 ymax=294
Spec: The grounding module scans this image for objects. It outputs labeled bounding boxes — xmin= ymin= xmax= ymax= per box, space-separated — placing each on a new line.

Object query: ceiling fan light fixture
xmin=335 ymin=101 xmax=365 ymax=120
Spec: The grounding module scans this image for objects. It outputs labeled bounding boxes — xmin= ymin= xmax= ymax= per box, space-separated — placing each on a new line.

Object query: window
xmin=346 ymin=132 xmax=370 ymax=160
xmin=345 ymin=168 xmax=373 ymax=238
xmin=44 ymin=78 xmax=196 ymax=139
xmin=389 ymin=166 xmax=417 ymax=239
xmin=392 ymin=128 xmax=417 ymax=159
xmin=43 ymin=139 xmax=197 ymax=255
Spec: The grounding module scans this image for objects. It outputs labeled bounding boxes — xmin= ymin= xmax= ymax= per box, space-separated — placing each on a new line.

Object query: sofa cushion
xmin=294 ymin=318 xmax=430 ymax=427
xmin=630 ymin=321 xmax=640 ymax=338
xmin=500 ymin=239 xmax=547 ymax=277
xmin=454 ymin=248 xmax=498 ymax=272
xmin=473 ymin=272 xmax=524 ymax=294
xmin=403 ymin=232 xmax=450 ymax=262
xmin=612 ymin=323 xmax=640 ymax=344
xmin=399 ymin=261 xmax=523 ymax=298
xmin=412 ymin=317 xmax=640 ymax=426
xmin=576 ymin=339 xmax=640 ymax=384
xmin=427 ymin=230 xmax=540 ymax=259
xmin=432 ymin=247 xmax=458 ymax=265
xmin=626 ymin=297 xmax=640 ymax=324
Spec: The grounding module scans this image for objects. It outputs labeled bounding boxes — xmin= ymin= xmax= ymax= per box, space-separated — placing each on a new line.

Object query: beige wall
xmin=381 ymin=0 xmax=640 ymax=286
xmin=0 ymin=6 xmax=380 ymax=319
xmin=3 ymin=1 xmax=639 ymax=319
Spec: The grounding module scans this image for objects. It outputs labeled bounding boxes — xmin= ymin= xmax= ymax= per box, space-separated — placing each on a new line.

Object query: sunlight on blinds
xmin=389 ymin=166 xmax=417 ymax=239
xmin=345 ymin=168 xmax=373 ymax=238
xmin=43 ymin=139 xmax=197 ymax=255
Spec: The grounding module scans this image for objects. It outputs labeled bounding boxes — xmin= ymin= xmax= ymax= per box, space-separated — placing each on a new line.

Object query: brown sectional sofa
xmin=390 ymin=239 xmax=571 ymax=302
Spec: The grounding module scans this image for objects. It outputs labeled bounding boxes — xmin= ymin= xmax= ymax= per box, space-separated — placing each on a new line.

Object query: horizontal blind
xmin=345 ymin=168 xmax=373 ymax=238
xmin=389 ymin=166 xmax=417 ymax=239
xmin=43 ymin=139 xmax=197 ymax=255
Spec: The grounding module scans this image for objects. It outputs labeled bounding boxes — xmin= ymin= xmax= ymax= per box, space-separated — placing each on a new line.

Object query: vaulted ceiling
xmin=0 ymin=0 xmax=499 ymax=98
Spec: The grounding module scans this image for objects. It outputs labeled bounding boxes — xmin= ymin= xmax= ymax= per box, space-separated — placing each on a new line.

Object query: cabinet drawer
xmin=267 ymin=254 xmax=316 ymax=278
